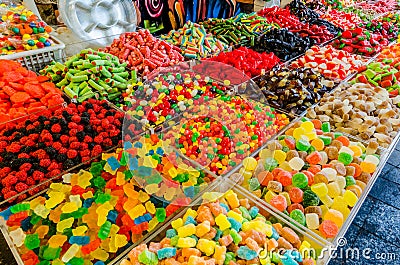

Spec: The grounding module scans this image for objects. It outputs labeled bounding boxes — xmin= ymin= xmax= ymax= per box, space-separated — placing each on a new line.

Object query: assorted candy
xmin=162 ymin=95 xmax=290 ymax=175
xmin=201 ymin=18 xmax=258 ymax=47
xmin=0 ymin=99 xmax=123 ymax=201
xmin=257 ymin=7 xmax=303 ymax=29
xmin=121 ymin=189 xmax=318 ymax=265
xmin=254 ymin=28 xmax=312 ymax=61
xmin=40 ymin=49 xmax=131 ymax=103
xmin=362 ymin=20 xmax=399 ymax=42
xmin=0 ymin=4 xmax=53 ymax=54
xmin=307 ymin=83 xmax=400 ymax=147
xmin=351 ymin=58 xmax=400 ymax=97
xmin=320 ymin=9 xmax=364 ymax=31
xmin=231 ymin=12 xmax=279 ymax=34
xmin=254 ymin=67 xmax=335 ymax=114
xmin=356 ymin=0 xmax=398 ymax=14
xmin=206 ymin=46 xmax=280 ymax=78
xmin=0 ymin=146 xmax=191 ymax=265
xmin=236 ymin=119 xmax=380 ymax=239
xmin=102 ymin=30 xmax=185 ymax=76
xmin=291 ymin=45 xmax=367 ymax=81
xmin=333 ymin=28 xmax=389 ymax=56
xmin=0 ymin=60 xmax=65 ymax=124
xmin=341 ymin=7 xmax=377 ymax=22
xmin=160 ymin=21 xmax=228 ymax=59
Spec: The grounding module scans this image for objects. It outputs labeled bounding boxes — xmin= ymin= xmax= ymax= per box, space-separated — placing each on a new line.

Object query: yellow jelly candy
xmin=293 ymin=127 xmax=306 ymax=140
xmin=178 ymin=224 xmax=196 ymax=237
xmin=360 ymin=161 xmax=376 ymax=174
xmin=273 ymin=150 xmax=287 ymax=164
xmin=349 ymin=145 xmax=362 ymax=157
xmin=171 ymin=218 xmax=184 ymax=230
xmin=197 ymin=239 xmax=216 ymax=256
xmin=343 ymin=190 xmax=358 ymax=207
xmin=224 ymin=190 xmax=240 ymax=208
xmin=177 ymin=237 xmax=197 ymax=248
xmin=215 ymin=214 xmax=231 ymax=231
xmin=196 ymin=221 xmax=211 ymax=237
xmin=327 ymin=182 xmax=341 ymax=198
xmin=301 ymin=121 xmax=315 ymax=132
xmin=243 ymin=157 xmax=257 ymax=171
xmin=311 ymin=183 xmax=328 ymax=197
xmin=311 ymin=138 xmax=325 ymax=151
xmin=324 ymin=209 xmax=344 ymax=227
xmin=319 ymin=194 xmax=333 ymax=207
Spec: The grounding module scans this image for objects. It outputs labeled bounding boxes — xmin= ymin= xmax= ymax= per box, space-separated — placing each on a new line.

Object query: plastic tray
xmin=0 ymin=35 xmax=66 ymax=73
xmin=114 ymin=178 xmax=332 ymax=265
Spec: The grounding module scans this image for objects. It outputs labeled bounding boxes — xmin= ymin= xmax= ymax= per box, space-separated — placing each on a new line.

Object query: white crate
xmin=0 ymin=35 xmax=65 ymax=72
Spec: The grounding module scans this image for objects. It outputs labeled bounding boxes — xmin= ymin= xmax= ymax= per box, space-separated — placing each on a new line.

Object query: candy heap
xmin=40 ymin=49 xmax=131 ymax=103
xmin=163 ymin=95 xmax=290 ymax=175
xmin=0 ymin=99 xmax=123 ymax=201
xmin=0 ymin=145 xmax=191 ymax=265
xmin=320 ymin=9 xmax=363 ymax=31
xmin=160 ymin=22 xmax=228 ymax=59
xmin=0 ymin=60 xmax=65 ymax=124
xmin=124 ymin=72 xmax=230 ymax=126
xmin=201 ymin=18 xmax=258 ymax=47
xmin=237 ymin=119 xmax=380 ymax=239
xmin=102 ymin=30 xmax=185 ymax=76
xmin=307 ymin=83 xmax=400 ymax=147
xmin=380 ymin=12 xmax=400 ymax=27
xmin=0 ymin=4 xmax=53 ymax=54
xmin=254 ymin=28 xmax=313 ymax=61
xmin=356 ymin=0 xmax=398 ymax=14
xmin=254 ymin=67 xmax=336 ymax=114
xmin=231 ymin=12 xmax=279 ymax=34
xmin=291 ymin=45 xmax=367 ymax=81
xmin=362 ymin=20 xmax=399 ymax=42
xmin=257 ymin=7 xmax=303 ymax=29
xmin=206 ymin=47 xmax=280 ymax=78
xmin=121 ymin=189 xmax=317 ymax=265
xmin=342 ymin=6 xmax=377 ymax=22
xmin=333 ymin=28 xmax=389 ymax=56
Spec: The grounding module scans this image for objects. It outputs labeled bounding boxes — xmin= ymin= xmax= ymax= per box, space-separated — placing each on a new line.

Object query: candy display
xmin=206 ymin=47 xmax=280 ymax=78
xmin=291 ymin=45 xmax=367 ymax=81
xmin=201 ymin=18 xmax=258 ymax=47
xmin=0 ymin=99 xmax=123 ymax=201
xmin=341 ymin=7 xmax=377 ymax=22
xmin=160 ymin=21 xmax=228 ymax=59
xmin=0 ymin=146 xmax=191 ymax=265
xmin=257 ymin=7 xmax=303 ymax=29
xmin=121 ymin=187 xmax=319 ymax=265
xmin=380 ymin=12 xmax=400 ymax=27
xmin=320 ymin=9 xmax=364 ymax=31
xmin=307 ymin=83 xmax=400 ymax=147
xmin=351 ymin=58 xmax=400 ymax=97
xmin=362 ymin=19 xmax=399 ymax=42
xmin=254 ymin=67 xmax=336 ymax=114
xmin=356 ymin=0 xmax=398 ymax=14
xmin=254 ymin=28 xmax=313 ymax=61
xmin=333 ymin=28 xmax=389 ymax=56
xmin=102 ymin=30 xmax=185 ymax=76
xmin=161 ymin=95 xmax=290 ymax=175
xmin=0 ymin=60 xmax=65 ymax=124
xmin=231 ymin=12 xmax=279 ymax=34
xmin=40 ymin=49 xmax=131 ymax=103
xmin=0 ymin=4 xmax=53 ymax=54
xmin=236 ymin=119 xmax=380 ymax=239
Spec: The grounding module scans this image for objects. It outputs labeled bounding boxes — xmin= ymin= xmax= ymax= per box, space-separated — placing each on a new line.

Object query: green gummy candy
xmin=333 ymin=132 xmax=343 ymax=138
xmin=302 ymin=190 xmax=320 ymax=208
xmin=24 ymin=233 xmax=40 ymax=250
xmin=321 ymin=122 xmax=330 ymax=133
xmin=43 ymin=247 xmax=61 ymax=260
xmin=319 ymin=136 xmax=332 ymax=145
xmin=364 ymin=69 xmax=376 ymax=79
xmin=296 ymin=139 xmax=311 ymax=151
xmin=138 ymin=249 xmax=158 ymax=265
xmin=264 ymin=158 xmax=278 ymax=171
xmin=290 ymin=209 xmax=306 ymax=226
xmin=68 ymin=257 xmax=84 ymax=265
xmin=156 ymin=208 xmax=166 ymax=222
xmin=345 ymin=176 xmax=357 ymax=187
xmin=230 ymin=229 xmax=242 ymax=245
xmin=224 ymin=252 xmax=236 ymax=265
xmin=338 ymin=152 xmax=353 ymax=166
xmin=292 ymin=173 xmax=309 ymax=189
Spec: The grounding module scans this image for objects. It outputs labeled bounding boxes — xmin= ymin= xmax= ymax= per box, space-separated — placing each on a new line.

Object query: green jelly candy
xmin=321 ymin=122 xmax=330 ymax=133
xmin=338 ymin=152 xmax=353 ymax=166
xmin=10 ymin=203 xmax=30 ymax=213
xmin=290 ymin=209 xmax=306 ymax=226
xmin=91 ymin=176 xmax=106 ymax=189
xmin=138 ymin=249 xmax=158 ymax=265
xmin=345 ymin=176 xmax=356 ymax=187
xmin=24 ymin=233 xmax=40 ymax=250
xmin=38 ymin=261 xmax=50 ymax=265
xmin=98 ymin=221 xmax=111 ymax=240
xmin=43 ymin=247 xmax=61 ymax=260
xmin=264 ymin=158 xmax=278 ymax=171
xmin=239 ymin=206 xmax=251 ymax=220
xmin=68 ymin=257 xmax=84 ymax=265
xmin=319 ymin=136 xmax=332 ymax=145
xmin=292 ymin=173 xmax=308 ymax=189
xmin=296 ymin=139 xmax=311 ymax=151
xmin=156 ymin=208 xmax=166 ymax=222
xmin=170 ymin=236 xmax=179 ymax=246
xmin=224 ymin=252 xmax=236 ymax=265
xmin=303 ymin=190 xmax=320 ymax=208
xmin=230 ymin=229 xmax=242 ymax=245
xmin=334 ymin=132 xmax=343 ymax=138
xmin=248 ymin=178 xmax=260 ymax=191
xmin=95 ymin=193 xmax=111 ymax=204
xmin=71 ymin=208 xmax=88 ymax=218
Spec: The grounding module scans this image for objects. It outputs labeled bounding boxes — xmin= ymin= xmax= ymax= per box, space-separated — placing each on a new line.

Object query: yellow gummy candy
xmin=57 ymin=217 xmax=74 ymax=233
xmin=61 ymin=202 xmax=78 ymax=214
xmin=145 ymin=201 xmax=156 ymax=214
xmin=273 ymin=150 xmax=287 ymax=164
xmin=301 ymin=121 xmax=315 ymax=132
xmin=215 ymin=214 xmax=231 ymax=231
xmin=48 ymin=235 xmax=68 ymax=248
xmin=72 ymin=226 xmax=88 ymax=236
xmin=177 ymin=237 xmax=197 ymax=248
xmin=280 ymin=192 xmax=291 ymax=207
xmin=311 ymin=138 xmax=325 ymax=151
xmin=319 ymin=194 xmax=333 ymax=207
xmin=243 ymin=157 xmax=257 ymax=171
xmin=293 ymin=127 xmax=305 ymax=140
xmin=343 ymin=190 xmax=358 ymax=207
xmin=128 ymin=204 xmax=146 ymax=220
xmin=123 ymin=183 xmax=139 ymax=199
xmin=349 ymin=145 xmax=362 ymax=157
xmin=214 ymin=245 xmax=227 ymax=263
xmin=183 ymin=209 xmax=198 ymax=223
xmin=242 ymin=221 xmax=272 ymax=237
xmin=77 ymin=170 xmax=92 ymax=188
xmin=196 ymin=221 xmax=211 ymax=237
xmin=45 ymin=192 xmax=65 ymax=209
xmin=171 ymin=218 xmax=184 ymax=230
xmin=91 ymin=248 xmax=109 ymax=261
xmin=148 ymin=218 xmax=159 ymax=231
xmin=264 ymin=190 xmax=277 ymax=203
xmin=116 ymin=171 xmax=126 ymax=186
xmin=224 ymin=190 xmax=240 ymax=209
xmin=227 ymin=211 xmax=243 ymax=223
xmin=324 ymin=209 xmax=344 ymax=227
xmin=138 ymin=190 xmax=150 ymax=202
xmin=178 ymin=224 xmax=196 ymax=237
xmin=311 ymin=183 xmax=328 ymax=197
xmin=197 ymin=239 xmax=216 ymax=256
xmin=145 ymin=183 xmax=160 ymax=195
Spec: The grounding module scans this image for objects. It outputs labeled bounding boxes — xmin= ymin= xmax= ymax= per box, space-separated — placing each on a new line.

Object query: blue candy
xmin=134 ymin=142 xmax=143 ymax=148
xmin=156 ymin=147 xmax=164 ymax=156
xmin=183 ymin=186 xmax=195 ymax=198
xmin=124 ymin=141 xmax=133 ymax=150
xmin=219 ymin=203 xmax=230 ymax=213
xmin=248 ymin=206 xmax=259 ymax=219
xmin=129 ymin=157 xmax=139 ymax=170
xmin=166 ymin=229 xmax=177 ymax=238
xmin=184 ymin=216 xmax=197 ymax=225
xmin=107 ymin=156 xmax=120 ymax=171
xmin=281 ymin=251 xmax=299 ymax=265
xmin=20 ymin=216 xmax=32 ymax=232
xmin=227 ymin=217 xmax=242 ymax=232
xmin=213 ymin=228 xmax=222 ymax=241
xmin=271 ymin=226 xmax=280 ymax=241
xmin=237 ymin=246 xmax=257 ymax=260
xmin=83 ymin=198 xmax=94 ymax=208
xmin=284 ymin=250 xmax=303 ymax=263
xmin=0 ymin=208 xmax=12 ymax=221
xmin=107 ymin=210 xmax=118 ymax=223
xmin=94 ymin=261 xmax=105 ymax=265
xmin=69 ymin=236 xmax=90 ymax=245
xmin=137 ymin=166 xmax=152 ymax=177
xmin=157 ymin=247 xmax=177 ymax=259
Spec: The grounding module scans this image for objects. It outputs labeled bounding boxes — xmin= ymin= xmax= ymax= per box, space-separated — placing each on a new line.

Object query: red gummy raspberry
xmin=2 ymin=175 xmax=18 ymax=186
xmin=25 ymin=140 xmax=36 ymax=147
xmin=26 ymin=177 xmax=35 ymax=186
xmin=77 ymin=105 xmax=86 ymax=113
xmin=16 ymin=171 xmax=27 ymax=182
xmin=3 ymin=191 xmax=17 ymax=199
xmin=91 ymin=145 xmax=102 ymax=156
xmin=48 ymin=162 xmax=60 ymax=171
xmin=48 ymin=169 xmax=61 ymax=177
xmin=52 ymin=142 xmax=63 ymax=150
xmin=59 ymin=147 xmax=67 ymax=154
xmin=33 ymin=149 xmax=47 ymax=159
xmin=101 ymin=119 xmax=110 ymax=129
xmin=67 ymin=150 xmax=78 ymax=159
xmin=94 ymin=135 xmax=103 ymax=144
xmin=15 ymin=183 xmax=29 ymax=193
xmin=69 ymin=129 xmax=78 ymax=137
xmin=68 ymin=137 xmax=78 ymax=144
xmin=39 ymin=159 xmax=51 ymax=168
xmin=103 ymin=138 xmax=113 ymax=147
xmin=20 ymin=163 xmax=32 ymax=172
xmin=18 ymin=153 xmax=30 ymax=159
xmin=84 ymin=136 xmax=93 ymax=143
xmin=68 ymin=122 xmax=78 ymax=129
xmin=71 ymin=115 xmax=81 ymax=123
xmin=80 ymin=150 xmax=91 ymax=157
xmin=60 ymin=135 xmax=69 ymax=144
xmin=0 ymin=167 xmax=11 ymax=178
xmin=33 ymin=171 xmax=45 ymax=181
xmin=70 ymin=142 xmax=81 ymax=149
xmin=79 ymin=143 xmax=88 ymax=151
xmin=6 ymin=143 xmax=22 ymax=153
xmin=51 ymin=124 xmax=62 ymax=133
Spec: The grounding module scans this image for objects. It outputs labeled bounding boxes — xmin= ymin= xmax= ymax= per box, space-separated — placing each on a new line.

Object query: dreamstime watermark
xmin=319 ymin=237 xmax=399 ymax=262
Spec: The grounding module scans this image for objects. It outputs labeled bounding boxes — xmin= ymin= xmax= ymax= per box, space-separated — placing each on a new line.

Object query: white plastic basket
xmin=0 ymin=35 xmax=65 ymax=72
